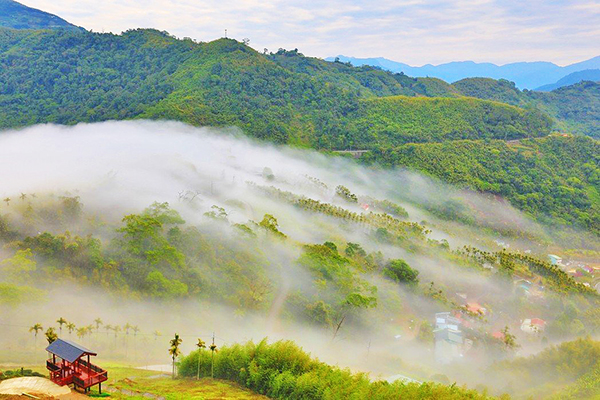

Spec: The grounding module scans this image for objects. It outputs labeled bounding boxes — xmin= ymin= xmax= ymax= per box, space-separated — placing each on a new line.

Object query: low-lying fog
xmin=0 ymin=121 xmax=593 ymax=394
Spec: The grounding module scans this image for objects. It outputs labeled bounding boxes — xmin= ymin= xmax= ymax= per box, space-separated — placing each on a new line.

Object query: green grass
xmin=0 ymin=362 xmax=267 ymax=400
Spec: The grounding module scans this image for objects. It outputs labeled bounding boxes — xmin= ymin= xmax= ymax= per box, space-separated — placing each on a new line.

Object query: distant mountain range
xmin=326 ymin=55 xmax=600 ymax=90
xmin=0 ymin=0 xmax=81 ymax=30
xmin=536 ymin=69 xmax=600 ymax=91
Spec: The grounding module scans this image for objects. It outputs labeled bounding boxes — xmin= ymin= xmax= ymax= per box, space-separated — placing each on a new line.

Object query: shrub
xmin=178 ymin=338 xmax=490 ymax=399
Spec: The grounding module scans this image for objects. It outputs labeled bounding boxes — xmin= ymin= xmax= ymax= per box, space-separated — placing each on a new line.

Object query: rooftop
xmin=46 ymin=339 xmax=97 ymax=363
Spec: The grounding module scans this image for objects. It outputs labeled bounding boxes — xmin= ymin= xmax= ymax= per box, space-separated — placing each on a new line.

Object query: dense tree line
xmin=365 ymin=135 xmax=600 ymax=234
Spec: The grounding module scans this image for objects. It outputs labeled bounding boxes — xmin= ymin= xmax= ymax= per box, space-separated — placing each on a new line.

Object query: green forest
xmin=0 ymin=28 xmax=597 ymax=237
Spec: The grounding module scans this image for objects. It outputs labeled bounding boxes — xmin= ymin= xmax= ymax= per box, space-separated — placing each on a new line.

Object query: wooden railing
xmin=73 ymin=370 xmax=108 ymax=389
xmin=73 ymin=359 xmax=108 ymax=389
xmin=46 ymin=360 xmax=60 ymax=372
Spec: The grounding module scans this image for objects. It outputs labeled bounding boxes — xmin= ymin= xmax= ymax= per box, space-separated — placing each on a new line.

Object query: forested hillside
xmin=0 ymin=0 xmax=80 ymax=30
xmin=452 ymin=78 xmax=600 ymax=138
xmin=366 ymin=135 xmax=600 ymax=233
xmin=0 ymin=28 xmax=551 ymax=146
xmin=0 ymin=27 xmax=597 ymax=234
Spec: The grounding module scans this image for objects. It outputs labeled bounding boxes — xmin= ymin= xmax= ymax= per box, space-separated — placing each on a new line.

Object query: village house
xmin=520 ymin=318 xmax=546 ymax=334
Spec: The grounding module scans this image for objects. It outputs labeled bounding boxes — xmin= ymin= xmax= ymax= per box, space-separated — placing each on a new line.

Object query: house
xmin=465 ymin=302 xmax=486 ymax=316
xmin=46 ymin=339 xmax=107 ymax=394
xmin=435 ymin=312 xmax=461 ymax=330
xmin=492 ymin=331 xmax=504 ymax=340
xmin=434 ymin=327 xmax=464 ymax=364
xmin=548 ymin=254 xmax=562 ymax=266
xmin=521 ymin=318 xmax=546 ymax=334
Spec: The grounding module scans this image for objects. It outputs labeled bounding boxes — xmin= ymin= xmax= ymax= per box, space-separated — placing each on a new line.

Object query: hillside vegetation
xmin=0 ymin=28 xmax=597 ymax=234
xmin=452 ymin=78 xmax=600 ymax=138
xmin=0 ymin=0 xmax=80 ymax=30
xmin=179 ymin=339 xmax=492 ymax=400
xmin=0 ymin=28 xmax=551 ymax=148
xmin=366 ymin=135 xmax=600 ymax=233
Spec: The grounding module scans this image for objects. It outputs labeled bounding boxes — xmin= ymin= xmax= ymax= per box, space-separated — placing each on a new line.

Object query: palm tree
xmin=19 ymin=193 xmax=27 ymax=201
xmin=196 ymin=338 xmax=206 ymax=380
xmin=66 ymin=322 xmax=76 ymax=336
xmin=105 ymin=324 xmax=114 ymax=336
xmin=29 ymin=324 xmax=43 ymax=346
xmin=56 ymin=318 xmax=67 ymax=336
xmin=3 ymin=197 xmax=10 ymax=206
xmin=153 ymin=330 xmax=161 ymax=341
xmin=45 ymin=327 xmax=58 ymax=344
xmin=76 ymin=327 xmax=86 ymax=341
xmin=169 ymin=334 xmax=182 ymax=378
xmin=113 ymin=325 xmax=121 ymax=345
xmin=123 ymin=323 xmax=132 ymax=356
xmin=209 ymin=333 xmax=218 ymax=379
xmin=94 ymin=318 xmax=103 ymax=333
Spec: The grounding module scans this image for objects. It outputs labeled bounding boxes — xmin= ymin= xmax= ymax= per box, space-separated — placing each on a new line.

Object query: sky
xmin=21 ymin=0 xmax=600 ymax=66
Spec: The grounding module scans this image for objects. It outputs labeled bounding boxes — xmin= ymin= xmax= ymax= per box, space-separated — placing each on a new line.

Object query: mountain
xmin=0 ymin=0 xmax=80 ymax=30
xmin=1 ymin=28 xmax=598 ymax=233
xmin=327 ymin=55 xmax=600 ymax=90
xmin=450 ymin=77 xmax=600 ymax=138
xmin=536 ymin=69 xmax=600 ymax=91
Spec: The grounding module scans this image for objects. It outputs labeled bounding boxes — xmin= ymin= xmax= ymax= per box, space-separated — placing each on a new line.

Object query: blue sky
xmin=22 ymin=0 xmax=600 ymax=65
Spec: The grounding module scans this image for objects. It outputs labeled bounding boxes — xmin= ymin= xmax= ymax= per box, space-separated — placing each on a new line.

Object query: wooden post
xmin=99 ymin=382 xmax=102 ymax=394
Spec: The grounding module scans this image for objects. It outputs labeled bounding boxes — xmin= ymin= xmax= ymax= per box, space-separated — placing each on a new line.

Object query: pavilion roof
xmin=45 ymin=339 xmax=97 ymax=363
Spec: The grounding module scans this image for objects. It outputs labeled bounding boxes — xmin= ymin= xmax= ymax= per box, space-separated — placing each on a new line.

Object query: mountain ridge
xmin=0 ymin=0 xmax=81 ymax=30
xmin=327 ymin=55 xmax=600 ymax=90
xmin=536 ymin=69 xmax=600 ymax=91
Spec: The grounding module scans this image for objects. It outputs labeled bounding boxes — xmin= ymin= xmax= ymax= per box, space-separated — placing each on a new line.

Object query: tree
xmin=169 ymin=333 xmax=182 ymax=378
xmin=502 ymin=326 xmax=519 ymax=351
xmin=3 ymin=198 xmax=10 ymax=206
xmin=196 ymin=338 xmax=206 ymax=379
xmin=29 ymin=323 xmax=43 ymax=346
xmin=209 ymin=334 xmax=218 ymax=378
xmin=258 ymin=214 xmax=286 ymax=238
xmin=383 ymin=259 xmax=419 ymax=287
xmin=76 ymin=327 xmax=87 ymax=341
xmin=56 ymin=317 xmax=67 ymax=336
xmin=45 ymin=327 xmax=58 ymax=344
xmin=94 ymin=318 xmax=103 ymax=333
xmin=417 ymin=321 xmax=435 ymax=345
xmin=66 ymin=322 xmax=76 ymax=336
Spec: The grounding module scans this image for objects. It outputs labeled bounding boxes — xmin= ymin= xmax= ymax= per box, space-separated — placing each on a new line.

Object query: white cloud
xmin=20 ymin=0 xmax=600 ymax=65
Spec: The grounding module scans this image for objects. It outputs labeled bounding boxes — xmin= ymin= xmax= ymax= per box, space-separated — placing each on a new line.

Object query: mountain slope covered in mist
xmin=0 ymin=122 xmax=598 ymax=399
xmin=1 ymin=28 xmax=599 ymax=234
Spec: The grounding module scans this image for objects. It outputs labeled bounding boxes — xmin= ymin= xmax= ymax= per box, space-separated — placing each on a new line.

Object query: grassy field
xmin=0 ymin=362 xmax=268 ymax=400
